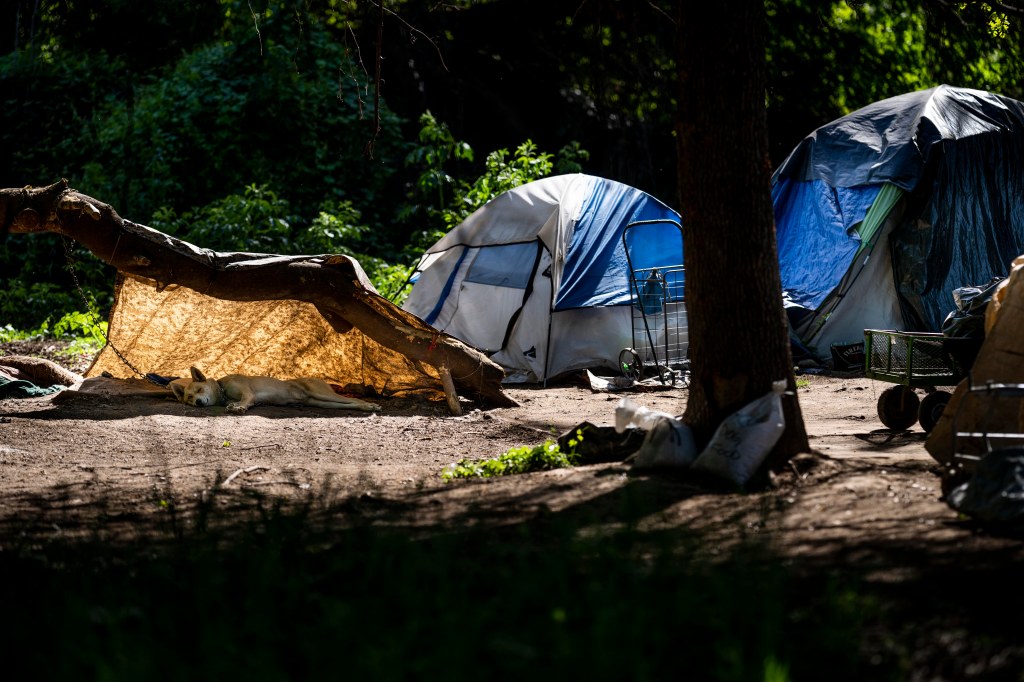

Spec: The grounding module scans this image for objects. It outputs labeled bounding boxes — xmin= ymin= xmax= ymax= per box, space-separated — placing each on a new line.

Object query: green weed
xmin=0 ymin=310 xmax=107 ymax=357
xmin=442 ymin=429 xmax=584 ymax=481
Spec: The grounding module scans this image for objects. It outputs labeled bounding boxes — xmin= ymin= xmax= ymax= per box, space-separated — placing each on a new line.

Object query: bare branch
xmin=379 ymin=2 xmax=449 ymax=72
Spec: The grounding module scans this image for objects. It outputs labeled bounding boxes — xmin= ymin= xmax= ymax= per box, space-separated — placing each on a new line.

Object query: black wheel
xmin=918 ymin=390 xmax=952 ymax=434
xmin=619 ymin=348 xmax=643 ymax=381
xmin=876 ymin=385 xmax=920 ymax=431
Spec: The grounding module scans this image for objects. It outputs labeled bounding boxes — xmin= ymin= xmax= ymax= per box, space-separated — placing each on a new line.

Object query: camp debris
xmin=402 ymin=173 xmax=685 ymax=383
xmin=772 ymin=85 xmax=1024 ymax=361
xmin=927 ymin=254 xmax=1024 ymax=466
xmin=946 ymin=447 xmax=1024 ymax=527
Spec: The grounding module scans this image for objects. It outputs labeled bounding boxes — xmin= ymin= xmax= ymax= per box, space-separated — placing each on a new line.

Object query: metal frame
xmin=620 ymin=219 xmax=688 ymax=385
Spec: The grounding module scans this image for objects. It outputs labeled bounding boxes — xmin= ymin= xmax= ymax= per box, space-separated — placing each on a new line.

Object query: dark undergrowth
xmin=3 ymin=483 xmax=1021 ymax=682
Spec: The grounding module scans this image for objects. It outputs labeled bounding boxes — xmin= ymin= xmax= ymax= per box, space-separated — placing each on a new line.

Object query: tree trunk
xmin=676 ymin=2 xmax=809 ymax=473
xmin=0 ymin=181 xmax=515 ymax=407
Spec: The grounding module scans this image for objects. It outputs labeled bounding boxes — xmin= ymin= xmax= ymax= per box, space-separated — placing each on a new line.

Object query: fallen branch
xmin=220 ymin=465 xmax=270 ymax=487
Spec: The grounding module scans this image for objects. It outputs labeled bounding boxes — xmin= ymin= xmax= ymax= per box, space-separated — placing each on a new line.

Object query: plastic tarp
xmin=891 ymin=130 xmax=1024 ymax=330
xmin=89 ymin=271 xmax=444 ymax=399
xmin=773 ymin=85 xmax=1024 ymax=191
xmin=773 ymin=179 xmax=881 ymax=310
xmin=772 ymin=85 xmax=1024 ymax=353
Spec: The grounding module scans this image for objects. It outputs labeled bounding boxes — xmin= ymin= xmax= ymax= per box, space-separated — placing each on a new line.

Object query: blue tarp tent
xmin=402 ymin=174 xmax=683 ymax=382
xmin=772 ymin=85 xmax=1024 ymax=358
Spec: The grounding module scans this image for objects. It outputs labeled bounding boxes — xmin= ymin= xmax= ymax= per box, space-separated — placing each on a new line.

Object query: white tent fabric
xmin=402 ymin=174 xmax=684 ymax=383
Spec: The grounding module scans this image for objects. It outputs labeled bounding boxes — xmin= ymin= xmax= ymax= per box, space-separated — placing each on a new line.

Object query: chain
xmin=59 ymin=232 xmax=157 ymax=384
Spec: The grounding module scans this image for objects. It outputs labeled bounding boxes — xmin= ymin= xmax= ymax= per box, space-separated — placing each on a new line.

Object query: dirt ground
xmin=2 ymin=341 xmax=1021 ymax=570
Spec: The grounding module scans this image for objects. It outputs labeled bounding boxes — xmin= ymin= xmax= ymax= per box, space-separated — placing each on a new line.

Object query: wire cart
xmin=950 ymin=379 xmax=1024 ymax=472
xmin=618 ymin=219 xmax=689 ymax=385
xmin=864 ymin=329 xmax=982 ymax=432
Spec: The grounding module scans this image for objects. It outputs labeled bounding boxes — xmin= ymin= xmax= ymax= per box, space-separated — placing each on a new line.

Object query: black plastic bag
xmin=947 ymin=447 xmax=1024 ymax=526
xmin=941 ymin=276 xmax=1004 ymax=339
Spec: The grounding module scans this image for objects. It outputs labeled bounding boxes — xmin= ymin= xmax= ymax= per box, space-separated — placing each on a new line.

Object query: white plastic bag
xmin=614 ymin=397 xmax=676 ymax=433
xmin=631 ymin=416 xmax=698 ymax=470
xmin=691 ymin=380 xmax=788 ymax=486
xmin=616 ymin=397 xmax=697 ymax=470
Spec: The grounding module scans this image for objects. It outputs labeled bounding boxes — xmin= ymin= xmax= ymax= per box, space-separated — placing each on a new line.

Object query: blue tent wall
xmin=555 ymin=180 xmax=681 ymax=310
xmin=772 ymin=179 xmax=880 ymax=310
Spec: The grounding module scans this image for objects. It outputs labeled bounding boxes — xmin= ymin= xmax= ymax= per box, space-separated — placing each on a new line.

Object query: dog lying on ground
xmin=169 ymin=366 xmax=379 ymax=413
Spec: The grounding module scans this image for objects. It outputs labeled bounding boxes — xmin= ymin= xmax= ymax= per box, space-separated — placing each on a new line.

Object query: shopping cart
xmin=864 ymin=329 xmax=982 ymax=432
xmin=618 ymin=219 xmax=689 ymax=386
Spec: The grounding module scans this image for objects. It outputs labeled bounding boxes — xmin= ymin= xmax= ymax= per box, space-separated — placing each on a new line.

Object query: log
xmin=1 ymin=181 xmax=516 ymax=407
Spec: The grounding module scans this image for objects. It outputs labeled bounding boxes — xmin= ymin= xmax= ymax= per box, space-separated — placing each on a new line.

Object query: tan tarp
xmin=926 ymin=254 xmax=1024 ymax=464
xmin=88 ymin=272 xmax=444 ymax=399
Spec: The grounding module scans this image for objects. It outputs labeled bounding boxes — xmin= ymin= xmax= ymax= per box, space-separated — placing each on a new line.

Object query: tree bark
xmin=0 ymin=181 xmax=515 ymax=407
xmin=676 ymin=2 xmax=809 ymax=473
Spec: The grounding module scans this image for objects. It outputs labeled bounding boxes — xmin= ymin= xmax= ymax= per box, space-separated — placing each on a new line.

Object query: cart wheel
xmin=619 ymin=348 xmax=643 ymax=381
xmin=876 ymin=386 xmax=920 ymax=431
xmin=918 ymin=390 xmax=952 ymax=434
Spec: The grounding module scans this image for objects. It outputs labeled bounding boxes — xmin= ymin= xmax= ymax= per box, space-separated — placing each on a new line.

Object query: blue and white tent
xmin=402 ymin=174 xmax=683 ymax=382
xmin=772 ymin=85 xmax=1024 ymax=357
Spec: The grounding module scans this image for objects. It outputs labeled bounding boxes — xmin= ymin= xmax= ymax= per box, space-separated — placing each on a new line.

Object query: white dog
xmin=170 ymin=366 xmax=379 ymax=413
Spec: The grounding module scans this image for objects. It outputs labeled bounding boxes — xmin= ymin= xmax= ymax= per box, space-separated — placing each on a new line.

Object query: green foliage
xmin=300 ymin=202 xmax=371 ymax=256
xmin=149 ymin=185 xmax=415 ymax=302
xmin=402 ymin=114 xmax=585 ymax=254
xmin=442 ymin=430 xmax=584 ymax=481
xmin=552 ymin=140 xmax=591 ymax=175
xmin=152 ymin=184 xmax=297 ymax=253
xmin=404 ymin=111 xmax=475 ymax=215
xmin=49 ymin=310 xmax=109 ymax=356
xmin=0 ymin=280 xmax=74 ymax=331
xmin=78 ymin=32 xmax=408 ymax=224
xmin=0 ymin=324 xmax=34 ymax=343
xmin=0 ymin=310 xmax=108 ymax=358
xmin=50 ymin=310 xmax=108 ymax=345
xmin=764 ymin=0 xmax=1024 ymax=160
xmin=0 ymin=246 xmax=114 ymax=332
xmin=450 ymin=141 xmax=555 ymax=227
xmin=364 ymin=260 xmax=417 ymax=306
xmin=0 ymin=50 xmax=127 ymax=189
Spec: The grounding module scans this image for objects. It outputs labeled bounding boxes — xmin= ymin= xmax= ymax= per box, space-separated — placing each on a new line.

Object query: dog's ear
xmin=190 ymin=366 xmax=207 ymax=382
xmin=170 ymin=381 xmax=186 ymax=401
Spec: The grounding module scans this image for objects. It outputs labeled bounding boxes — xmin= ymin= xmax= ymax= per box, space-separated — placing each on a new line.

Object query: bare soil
xmin=0 ymin=341 xmax=1017 ymax=560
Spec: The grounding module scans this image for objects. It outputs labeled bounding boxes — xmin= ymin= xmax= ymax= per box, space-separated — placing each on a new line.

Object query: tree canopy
xmin=2 ymin=0 xmax=1022 ymax=329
